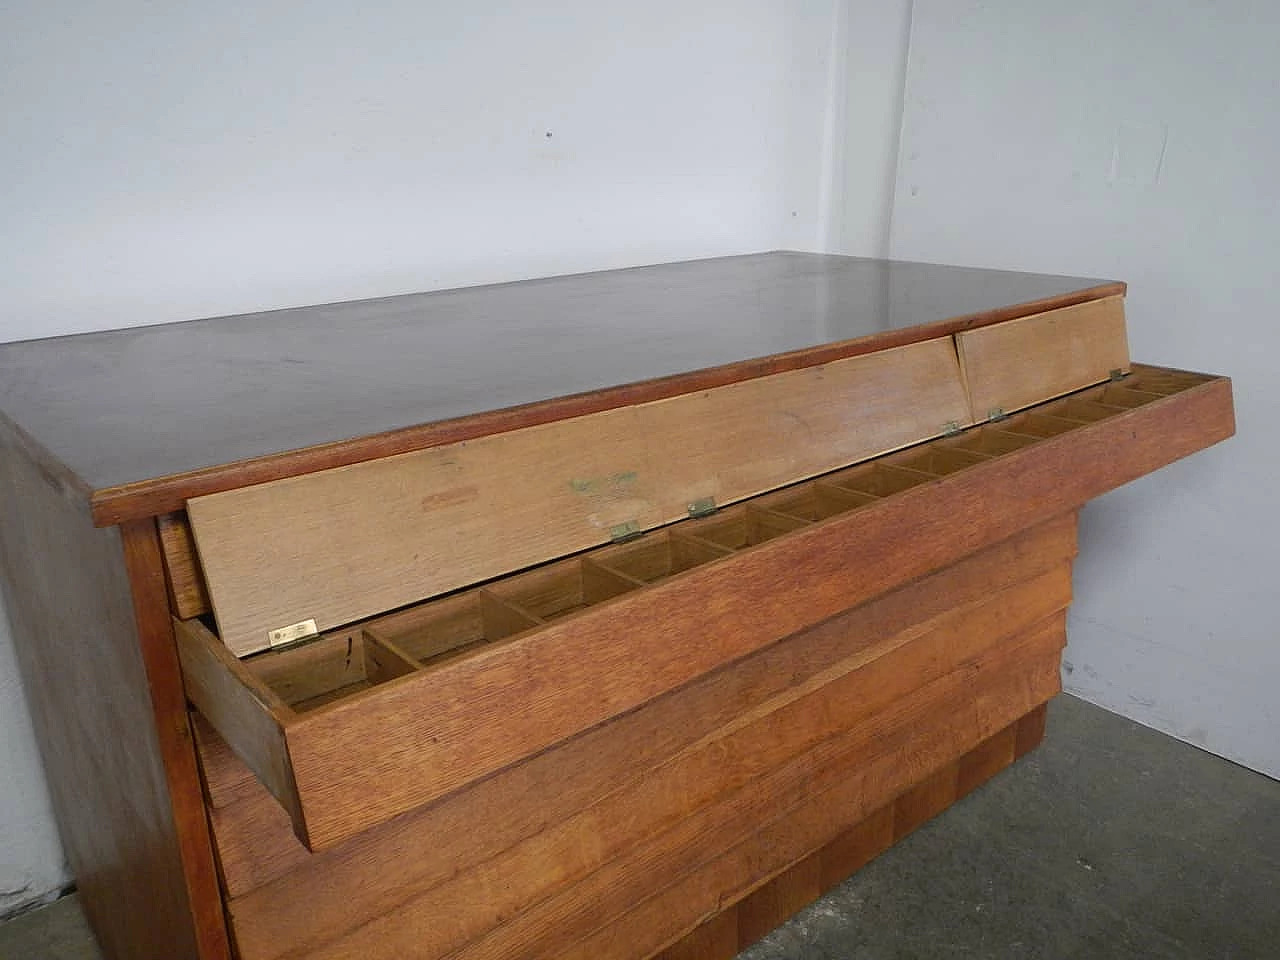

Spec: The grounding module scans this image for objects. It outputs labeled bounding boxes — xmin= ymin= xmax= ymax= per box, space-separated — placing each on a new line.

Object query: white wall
xmin=891 ymin=1 xmax=1278 ymax=776
xmin=0 ymin=629 xmax=67 ymax=915
xmin=0 ymin=0 xmax=912 ymax=918
xmin=834 ymin=0 xmax=913 ymax=256
xmin=3 ymin=1 xmax=824 ymax=343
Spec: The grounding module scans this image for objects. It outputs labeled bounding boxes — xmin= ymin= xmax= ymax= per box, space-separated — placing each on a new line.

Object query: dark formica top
xmin=0 ymin=252 xmax=1121 ymax=524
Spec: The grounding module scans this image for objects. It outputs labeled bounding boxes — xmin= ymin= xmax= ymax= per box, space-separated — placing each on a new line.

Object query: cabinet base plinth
xmin=657 ymin=703 xmax=1050 ymax=960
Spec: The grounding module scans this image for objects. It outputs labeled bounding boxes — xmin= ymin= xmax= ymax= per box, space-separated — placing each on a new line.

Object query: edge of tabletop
xmin=85 ymin=281 xmax=1126 ymax=527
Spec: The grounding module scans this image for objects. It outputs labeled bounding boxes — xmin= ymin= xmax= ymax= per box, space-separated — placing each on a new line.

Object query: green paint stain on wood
xmin=571 ymin=471 xmax=639 ymax=496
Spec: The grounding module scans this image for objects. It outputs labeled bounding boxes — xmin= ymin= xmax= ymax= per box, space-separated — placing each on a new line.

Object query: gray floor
xmin=1 ymin=695 xmax=1276 ymax=960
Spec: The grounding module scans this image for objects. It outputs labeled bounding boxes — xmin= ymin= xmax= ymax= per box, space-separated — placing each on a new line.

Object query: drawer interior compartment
xmin=175 ymin=365 xmax=1234 ymax=851
xmin=249 ymin=632 xmax=420 ymax=713
xmin=360 ymin=590 xmax=541 ymax=667
xmin=590 ymin=532 xmax=733 ymax=583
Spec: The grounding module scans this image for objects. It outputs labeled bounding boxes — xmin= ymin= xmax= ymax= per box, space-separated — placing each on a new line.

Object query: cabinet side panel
xmin=119 ymin=521 xmax=233 ymax=959
xmin=0 ymin=426 xmax=225 ymax=960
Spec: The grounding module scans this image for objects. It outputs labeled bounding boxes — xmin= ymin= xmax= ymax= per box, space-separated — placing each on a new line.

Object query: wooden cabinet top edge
xmin=0 ymin=252 xmax=1123 ymax=526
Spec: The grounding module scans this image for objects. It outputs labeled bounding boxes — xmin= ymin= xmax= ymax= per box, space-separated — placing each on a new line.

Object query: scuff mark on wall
xmin=1108 ymin=122 xmax=1169 ymax=186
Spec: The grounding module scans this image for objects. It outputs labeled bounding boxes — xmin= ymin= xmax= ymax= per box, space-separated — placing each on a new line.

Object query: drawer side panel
xmin=174 ymin=619 xmax=303 ymax=838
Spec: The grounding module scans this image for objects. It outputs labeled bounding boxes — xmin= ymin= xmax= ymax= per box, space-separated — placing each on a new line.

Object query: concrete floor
xmin=1 ymin=695 xmax=1276 ymax=959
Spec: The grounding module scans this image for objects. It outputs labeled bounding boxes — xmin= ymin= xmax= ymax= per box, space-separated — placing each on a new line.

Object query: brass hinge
xmin=1109 ymin=368 xmax=1128 ymax=382
xmin=943 ymin=420 xmax=963 ymax=437
xmin=267 ymin=618 xmax=319 ymax=650
xmin=687 ymin=496 xmax=718 ymax=519
xmin=609 ymin=520 xmax=644 ymax=543
xmin=986 ymin=407 xmax=1007 ymax=423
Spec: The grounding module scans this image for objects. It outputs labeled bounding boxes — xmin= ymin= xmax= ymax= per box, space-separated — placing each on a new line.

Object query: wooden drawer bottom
xmin=195 ymin=516 xmax=1073 ymax=960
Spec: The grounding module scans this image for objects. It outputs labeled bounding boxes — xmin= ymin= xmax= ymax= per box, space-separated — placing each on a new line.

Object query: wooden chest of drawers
xmin=0 ymin=253 xmax=1234 ymax=959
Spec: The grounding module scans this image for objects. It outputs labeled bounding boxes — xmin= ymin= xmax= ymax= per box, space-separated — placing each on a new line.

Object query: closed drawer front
xmin=208 ymin=599 xmax=1070 ymax=960
xmin=175 ymin=364 xmax=1233 ymax=851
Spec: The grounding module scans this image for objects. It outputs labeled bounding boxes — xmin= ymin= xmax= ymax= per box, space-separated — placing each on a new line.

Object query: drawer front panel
xmin=176 ymin=365 xmax=1234 ymax=852
xmin=200 ymin=514 xmax=1078 ymax=903
xmin=957 ymin=294 xmax=1129 ymax=419
xmin=189 ymin=336 xmax=971 ymax=657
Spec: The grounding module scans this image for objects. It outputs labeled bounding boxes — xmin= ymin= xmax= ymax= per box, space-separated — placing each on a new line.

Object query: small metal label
xmin=268 ymin=618 xmax=319 ymax=649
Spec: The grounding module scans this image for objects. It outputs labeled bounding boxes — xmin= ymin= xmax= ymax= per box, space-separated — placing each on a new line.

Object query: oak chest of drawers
xmin=0 ymin=253 xmax=1234 ymax=959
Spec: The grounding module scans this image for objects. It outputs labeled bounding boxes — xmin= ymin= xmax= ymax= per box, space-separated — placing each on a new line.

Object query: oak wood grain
xmin=654 ymin=909 xmax=739 ymax=960
xmin=466 ymin=620 xmax=1064 ymax=960
xmin=736 ymin=855 xmax=823 ymax=947
xmin=189 ymin=370 xmax=1231 ymax=851
xmin=188 ymin=336 xmax=970 ymax=656
xmin=816 ymin=803 xmax=896 ymax=891
xmin=119 ymin=521 xmax=232 ymax=960
xmin=662 ymin=705 xmax=1040 ymax=960
xmin=1015 ymin=702 xmax=1050 ymax=758
xmin=957 ymin=721 xmax=1019 ymax=799
xmin=174 ymin=619 xmax=304 ymax=839
xmin=957 ymin=295 xmax=1130 ymax=418
xmin=213 ymin=516 xmax=1078 ymax=956
xmin=893 ymin=763 xmax=961 ymax=840
xmin=157 ymin=511 xmax=211 ymax=619
xmin=0 ymin=423 xmax=224 ymax=960
xmin=204 ymin=514 xmax=1074 ymax=906
xmin=238 ymin=574 xmax=1071 ymax=960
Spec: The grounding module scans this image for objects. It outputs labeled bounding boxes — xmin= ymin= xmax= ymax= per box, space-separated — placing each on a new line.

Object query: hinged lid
xmin=956 ymin=295 xmax=1129 ymax=418
xmin=187 ymin=337 xmax=973 ymax=656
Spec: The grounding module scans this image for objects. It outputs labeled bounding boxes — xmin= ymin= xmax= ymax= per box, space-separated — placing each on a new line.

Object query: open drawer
xmin=175 ymin=365 xmax=1234 ymax=851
